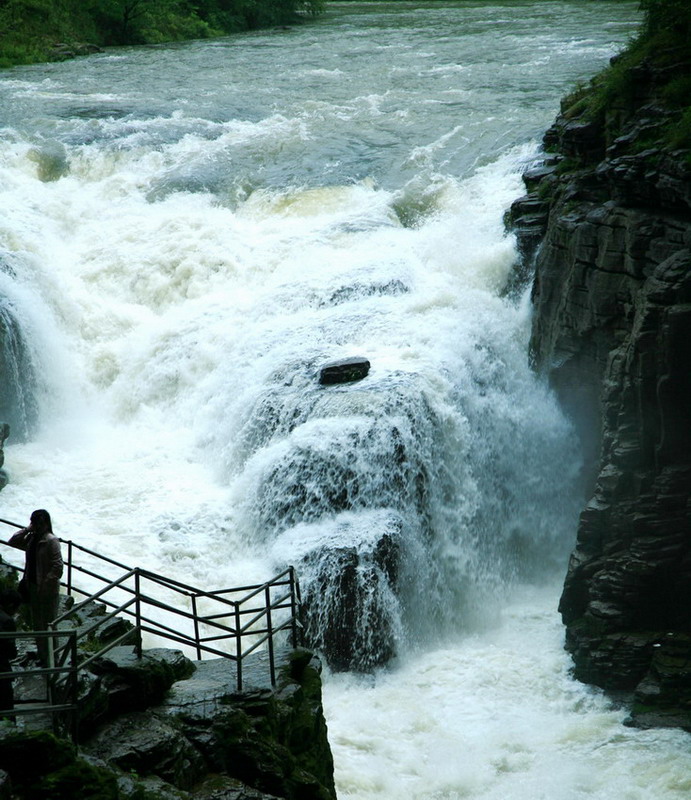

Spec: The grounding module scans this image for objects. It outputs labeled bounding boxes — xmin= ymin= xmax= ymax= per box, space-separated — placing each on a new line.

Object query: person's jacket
xmin=9 ymin=529 xmax=63 ymax=596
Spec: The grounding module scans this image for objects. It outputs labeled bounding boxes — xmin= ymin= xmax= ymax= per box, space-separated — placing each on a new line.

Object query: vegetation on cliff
xmin=559 ymin=0 xmax=691 ymax=157
xmin=0 ymin=0 xmax=324 ymax=68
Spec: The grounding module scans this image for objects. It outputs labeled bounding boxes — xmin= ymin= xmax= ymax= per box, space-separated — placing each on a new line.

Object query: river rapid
xmin=1 ymin=2 xmax=690 ymax=798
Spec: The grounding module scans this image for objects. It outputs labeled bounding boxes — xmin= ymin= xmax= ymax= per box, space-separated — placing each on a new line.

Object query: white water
xmin=1 ymin=1 xmax=690 ymax=797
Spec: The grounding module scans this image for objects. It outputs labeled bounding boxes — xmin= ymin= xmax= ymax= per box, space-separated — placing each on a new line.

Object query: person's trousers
xmin=27 ymin=584 xmax=59 ymax=666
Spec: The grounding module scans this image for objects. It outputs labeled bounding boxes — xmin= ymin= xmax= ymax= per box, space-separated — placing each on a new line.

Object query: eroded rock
xmin=513 ymin=54 xmax=691 ymax=728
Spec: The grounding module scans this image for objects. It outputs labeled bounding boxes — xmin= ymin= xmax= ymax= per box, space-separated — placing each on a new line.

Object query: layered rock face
xmin=510 ymin=54 xmax=691 ymax=727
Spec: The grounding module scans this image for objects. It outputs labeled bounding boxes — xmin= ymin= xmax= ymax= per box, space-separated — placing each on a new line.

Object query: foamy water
xmin=3 ymin=3 xmax=686 ymax=798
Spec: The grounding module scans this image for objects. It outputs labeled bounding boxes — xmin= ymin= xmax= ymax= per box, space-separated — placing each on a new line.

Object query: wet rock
xmin=277 ymin=513 xmax=403 ymax=672
xmin=49 ymin=44 xmax=76 ymax=61
xmin=85 ymin=712 xmax=207 ymax=790
xmin=324 ymin=279 xmax=408 ymax=306
xmin=513 ymin=52 xmax=691 ymax=728
xmin=48 ymin=42 xmax=103 ymax=62
xmin=0 ymin=729 xmax=119 ymax=799
xmin=28 ymin=141 xmax=69 ymax=182
xmin=629 ymin=633 xmax=691 ymax=730
xmin=300 ymin=535 xmax=399 ymax=671
xmin=89 ymin=645 xmax=196 ymax=714
xmin=82 ymin=647 xmax=336 ymax=800
xmin=318 ymin=356 xmax=370 ymax=385
xmin=0 ymin=300 xmax=37 ymax=442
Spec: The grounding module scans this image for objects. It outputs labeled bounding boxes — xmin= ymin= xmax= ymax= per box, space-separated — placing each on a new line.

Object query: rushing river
xmin=2 ymin=1 xmax=690 ymax=797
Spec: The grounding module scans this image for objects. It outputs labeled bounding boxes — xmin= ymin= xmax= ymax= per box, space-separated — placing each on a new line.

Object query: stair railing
xmin=0 ymin=519 xmax=304 ymax=695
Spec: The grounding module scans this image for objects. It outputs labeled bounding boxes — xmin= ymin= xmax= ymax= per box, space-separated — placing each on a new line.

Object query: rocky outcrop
xmin=509 ymin=50 xmax=691 ymax=728
xmin=0 ymin=644 xmax=336 ymax=800
xmin=295 ymin=516 xmax=401 ymax=672
xmin=83 ymin=646 xmax=335 ymax=800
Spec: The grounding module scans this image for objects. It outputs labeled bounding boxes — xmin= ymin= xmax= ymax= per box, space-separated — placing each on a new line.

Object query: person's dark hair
xmin=0 ymin=589 xmax=22 ymax=613
xmin=30 ymin=509 xmax=52 ymax=532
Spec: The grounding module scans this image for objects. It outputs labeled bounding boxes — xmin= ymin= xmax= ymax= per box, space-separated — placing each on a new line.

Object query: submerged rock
xmin=272 ymin=511 xmax=404 ymax=672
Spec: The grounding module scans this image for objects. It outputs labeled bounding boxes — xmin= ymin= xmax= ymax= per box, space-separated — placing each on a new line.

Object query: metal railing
xmin=0 ymin=517 xmax=304 ymax=736
xmin=0 ymin=629 xmax=78 ymax=740
xmin=50 ymin=563 xmax=303 ymax=688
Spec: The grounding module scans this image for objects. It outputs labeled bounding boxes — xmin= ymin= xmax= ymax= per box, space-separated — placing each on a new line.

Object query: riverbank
xmin=0 ymin=0 xmax=323 ymax=69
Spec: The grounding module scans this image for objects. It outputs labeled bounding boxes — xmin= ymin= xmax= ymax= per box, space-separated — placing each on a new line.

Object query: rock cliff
xmin=0 ymin=640 xmax=336 ymax=800
xmin=509 ymin=20 xmax=691 ymax=728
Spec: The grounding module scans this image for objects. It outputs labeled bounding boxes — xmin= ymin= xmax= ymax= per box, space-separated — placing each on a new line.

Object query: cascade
xmin=6 ymin=10 xmax=688 ymax=800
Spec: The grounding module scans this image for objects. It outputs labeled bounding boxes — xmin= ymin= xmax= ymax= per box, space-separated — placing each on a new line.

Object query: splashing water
xmin=4 ymin=4 xmax=688 ymax=799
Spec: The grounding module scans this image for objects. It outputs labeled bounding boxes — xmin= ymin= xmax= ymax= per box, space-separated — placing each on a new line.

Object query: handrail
xmin=0 ymin=629 xmax=78 ymax=741
xmin=0 ymin=516 xmax=304 ymax=704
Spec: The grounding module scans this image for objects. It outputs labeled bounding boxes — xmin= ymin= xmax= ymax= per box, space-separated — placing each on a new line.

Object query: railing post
xmin=47 ymin=625 xmax=56 ymax=708
xmin=265 ymin=585 xmax=275 ymax=686
xmin=67 ymin=540 xmax=73 ymax=596
xmin=69 ymin=631 xmax=79 ymax=742
xmin=235 ymin=602 xmax=242 ymax=691
xmin=289 ymin=567 xmax=301 ymax=648
xmin=192 ymin=594 xmax=202 ymax=661
xmin=134 ymin=569 xmax=142 ymax=659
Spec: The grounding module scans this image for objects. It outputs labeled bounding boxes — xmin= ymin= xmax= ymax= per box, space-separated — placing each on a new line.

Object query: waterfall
xmin=7 ymin=9 xmax=685 ymax=799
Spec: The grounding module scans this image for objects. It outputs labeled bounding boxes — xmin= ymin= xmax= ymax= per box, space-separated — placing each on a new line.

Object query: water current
xmin=1 ymin=1 xmax=690 ymax=797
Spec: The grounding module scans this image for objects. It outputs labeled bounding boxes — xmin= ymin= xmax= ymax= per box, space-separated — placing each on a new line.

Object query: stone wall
xmin=509 ymin=54 xmax=691 ymax=728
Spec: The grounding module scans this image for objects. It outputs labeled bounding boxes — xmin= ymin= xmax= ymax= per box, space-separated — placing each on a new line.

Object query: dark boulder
xmin=84 ymin=712 xmax=207 ymax=790
xmin=275 ymin=514 xmax=403 ymax=672
xmin=87 ymin=646 xmax=196 ymax=719
xmin=318 ymin=357 xmax=370 ymax=385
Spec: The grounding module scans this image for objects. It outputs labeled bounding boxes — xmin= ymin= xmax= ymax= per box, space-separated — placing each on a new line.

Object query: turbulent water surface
xmin=2 ymin=2 xmax=690 ymax=797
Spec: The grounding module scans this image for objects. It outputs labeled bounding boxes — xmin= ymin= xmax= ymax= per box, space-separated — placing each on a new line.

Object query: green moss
xmin=32 ymin=761 xmax=119 ymax=800
xmin=662 ymin=75 xmax=691 ymax=108
xmin=558 ymin=13 xmax=691 ymax=156
xmin=554 ymin=157 xmax=583 ymax=176
xmin=667 ymin=107 xmax=691 ymax=149
xmin=0 ymin=730 xmax=119 ymax=799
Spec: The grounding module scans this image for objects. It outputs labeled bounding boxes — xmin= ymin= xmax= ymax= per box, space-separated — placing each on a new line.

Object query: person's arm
xmin=8 ymin=528 xmax=31 ymax=551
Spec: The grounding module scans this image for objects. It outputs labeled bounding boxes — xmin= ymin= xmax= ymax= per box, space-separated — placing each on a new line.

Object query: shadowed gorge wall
xmin=510 ymin=10 xmax=691 ymax=728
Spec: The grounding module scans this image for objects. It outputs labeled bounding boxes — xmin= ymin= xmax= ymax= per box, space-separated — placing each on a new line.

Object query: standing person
xmin=9 ymin=510 xmax=63 ymax=665
xmin=0 ymin=589 xmax=21 ymax=719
